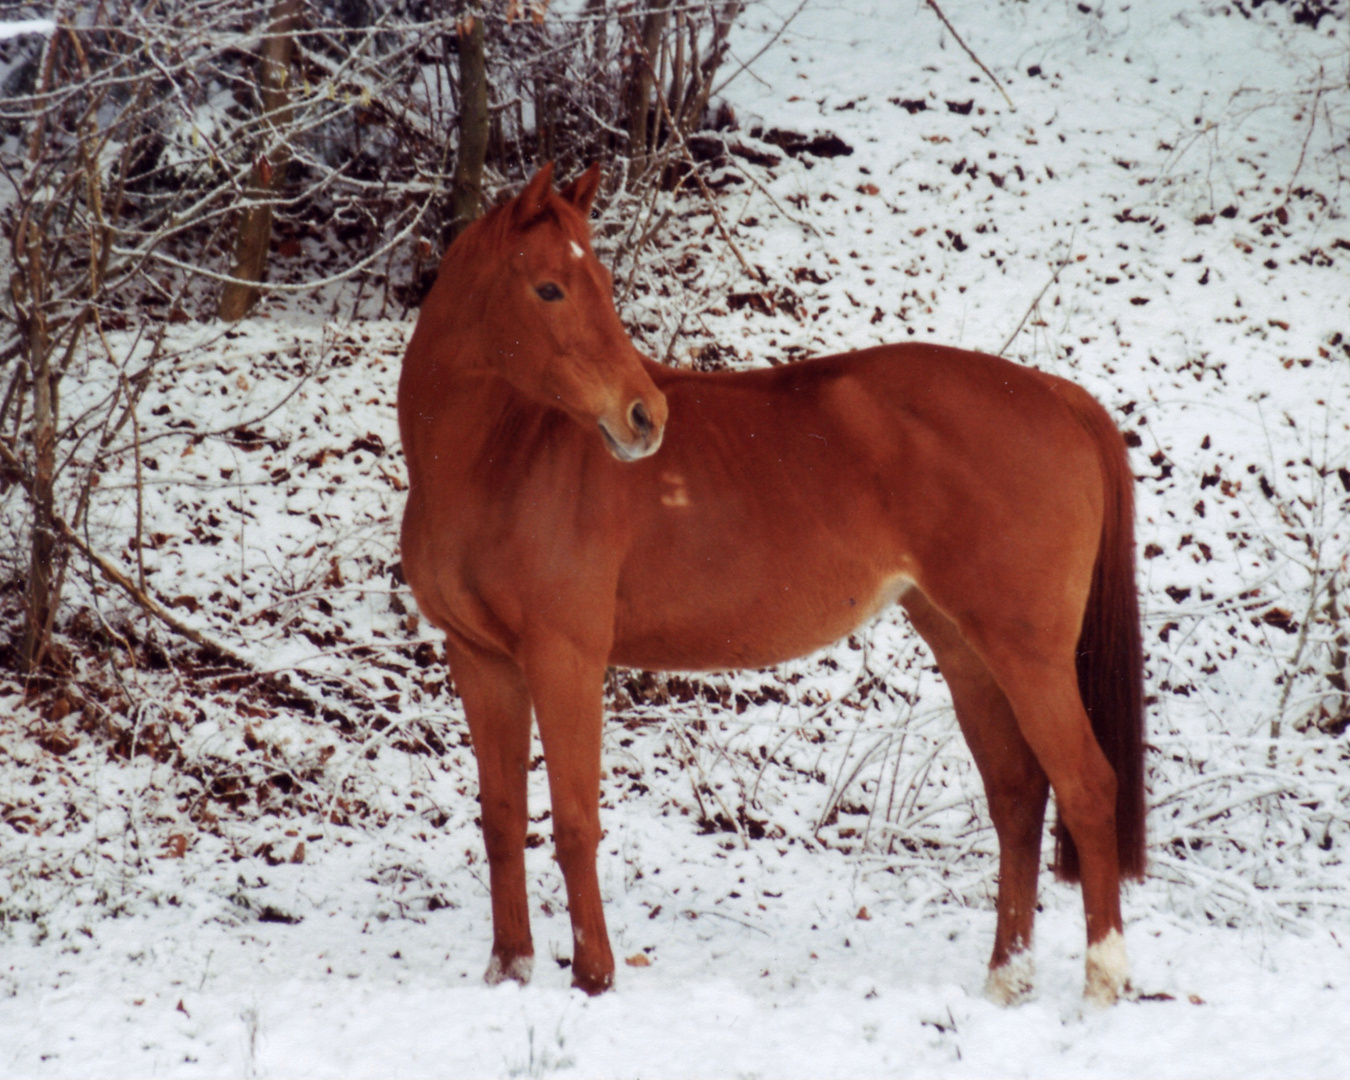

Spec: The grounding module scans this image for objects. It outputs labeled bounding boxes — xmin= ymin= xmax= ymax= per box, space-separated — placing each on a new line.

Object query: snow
xmin=1 ymin=873 xmax=1347 ymax=1075
xmin=3 ymin=0 xmax=1349 ymax=1075
xmin=0 ymin=20 xmax=53 ymax=41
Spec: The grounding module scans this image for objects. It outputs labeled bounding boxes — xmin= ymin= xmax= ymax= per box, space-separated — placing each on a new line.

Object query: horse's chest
xmin=418 ymin=479 xmax=625 ymax=646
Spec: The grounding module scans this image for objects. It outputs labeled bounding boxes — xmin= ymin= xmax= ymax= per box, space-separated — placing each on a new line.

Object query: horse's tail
xmin=1053 ymin=386 xmax=1147 ymax=882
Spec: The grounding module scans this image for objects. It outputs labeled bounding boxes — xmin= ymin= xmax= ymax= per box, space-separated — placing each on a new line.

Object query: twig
xmin=126 ymin=373 xmax=147 ymax=593
xmin=62 ymin=513 xmax=250 ymax=666
xmin=923 ymin=0 xmax=1015 ymax=112
xmin=710 ymin=0 xmax=809 ymax=99
xmin=84 ymin=507 xmax=139 ymax=673
xmin=661 ymin=306 xmax=691 ymax=365
xmin=1277 ymin=70 xmax=1323 ymax=217
xmin=119 ymin=177 xmax=440 ymax=292
xmin=0 ymin=436 xmax=248 ymax=666
xmin=661 ymin=119 xmax=761 ymax=284
xmin=619 ymin=195 xmax=678 ymax=304
xmin=680 ymin=908 xmax=769 ymax=934
xmin=655 ymin=90 xmax=764 ymax=285
xmin=998 ymin=229 xmax=1077 ymax=356
xmin=1267 ymin=531 xmax=1325 ymax=764
xmin=737 ymin=164 xmax=822 ymax=238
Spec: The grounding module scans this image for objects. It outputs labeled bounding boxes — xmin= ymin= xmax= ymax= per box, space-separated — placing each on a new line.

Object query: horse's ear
xmin=560 ymin=163 xmax=603 ymax=219
xmin=512 ymin=162 xmax=556 ymax=224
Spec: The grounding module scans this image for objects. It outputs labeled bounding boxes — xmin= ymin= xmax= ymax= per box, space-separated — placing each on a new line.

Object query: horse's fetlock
xmin=985 ymin=948 xmax=1035 ymax=1006
xmin=1084 ymin=928 xmax=1129 ymax=1007
xmin=571 ymin=964 xmax=614 ymax=996
xmin=485 ymin=950 xmax=535 ymax=986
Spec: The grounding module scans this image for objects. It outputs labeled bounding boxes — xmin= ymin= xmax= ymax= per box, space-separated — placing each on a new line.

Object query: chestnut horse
xmin=398 ymin=164 xmax=1145 ymax=1005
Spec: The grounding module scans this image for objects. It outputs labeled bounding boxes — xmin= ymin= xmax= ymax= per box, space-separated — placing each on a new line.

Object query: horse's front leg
xmin=523 ymin=637 xmax=615 ymax=994
xmin=445 ymin=637 xmax=536 ymax=985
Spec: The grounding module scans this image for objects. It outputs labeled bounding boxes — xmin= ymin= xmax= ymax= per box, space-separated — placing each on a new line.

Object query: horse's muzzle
xmin=598 ymin=395 xmax=665 ymax=461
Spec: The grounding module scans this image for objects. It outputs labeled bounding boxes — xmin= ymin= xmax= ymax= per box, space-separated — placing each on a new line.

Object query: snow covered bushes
xmin=0 ymin=0 xmax=751 ymax=674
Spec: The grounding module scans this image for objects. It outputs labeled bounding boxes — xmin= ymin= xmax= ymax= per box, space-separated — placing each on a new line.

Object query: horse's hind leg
xmin=1001 ymin=665 xmax=1128 ymax=1004
xmin=969 ymin=630 xmax=1129 ymax=1006
xmin=445 ymin=637 xmax=536 ymax=985
xmin=903 ymin=592 xmax=1049 ymax=1005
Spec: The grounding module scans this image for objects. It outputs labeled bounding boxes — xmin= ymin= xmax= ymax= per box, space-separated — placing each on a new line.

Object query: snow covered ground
xmin=2 ymin=0 xmax=1349 ymax=1075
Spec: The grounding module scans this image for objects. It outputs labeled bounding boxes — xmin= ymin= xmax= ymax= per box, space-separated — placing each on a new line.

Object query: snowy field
xmin=3 ymin=0 xmax=1349 ymax=1075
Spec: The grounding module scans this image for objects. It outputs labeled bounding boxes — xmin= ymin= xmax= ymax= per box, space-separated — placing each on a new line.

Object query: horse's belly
xmin=610 ymin=569 xmax=914 ymax=672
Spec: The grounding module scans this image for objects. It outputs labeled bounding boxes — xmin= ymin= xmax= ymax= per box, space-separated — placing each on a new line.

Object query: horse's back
xmin=647 ymin=343 xmax=1105 ymax=534
xmin=651 ymin=343 xmax=1098 ymax=444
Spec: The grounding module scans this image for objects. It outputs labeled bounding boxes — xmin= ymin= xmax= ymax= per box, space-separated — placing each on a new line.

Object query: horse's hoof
xmin=485 ymin=952 xmax=534 ymax=986
xmin=984 ymin=950 xmax=1035 ymax=1006
xmin=571 ymin=968 xmax=614 ymax=996
xmin=1083 ymin=929 xmax=1129 ymax=1007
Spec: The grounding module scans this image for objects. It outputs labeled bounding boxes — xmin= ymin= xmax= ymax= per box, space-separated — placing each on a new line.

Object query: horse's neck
xmin=424 ymin=360 xmax=518 ymax=436
xmin=405 ymin=346 xmax=567 ymax=481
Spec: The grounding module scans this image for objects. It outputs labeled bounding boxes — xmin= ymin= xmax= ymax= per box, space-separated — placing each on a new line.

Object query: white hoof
xmin=485 ymin=953 xmax=534 ymax=986
xmin=985 ymin=948 xmax=1035 ymax=1006
xmin=1084 ymin=929 xmax=1130 ymax=1006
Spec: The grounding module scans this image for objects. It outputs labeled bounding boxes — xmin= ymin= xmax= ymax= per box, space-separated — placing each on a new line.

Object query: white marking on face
xmin=660 ymin=472 xmax=691 ymax=508
xmin=569 ymin=241 xmax=585 ymax=259
xmin=1084 ymin=928 xmax=1130 ymax=1006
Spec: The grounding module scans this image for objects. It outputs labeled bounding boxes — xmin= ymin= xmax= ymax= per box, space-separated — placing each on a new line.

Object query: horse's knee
xmin=479 ymin=796 xmax=526 ymax=852
xmin=986 ymin=767 xmax=1048 ymax=835
xmin=1055 ymin=763 xmax=1118 ymax=837
xmin=551 ymin=815 xmax=600 ymax=868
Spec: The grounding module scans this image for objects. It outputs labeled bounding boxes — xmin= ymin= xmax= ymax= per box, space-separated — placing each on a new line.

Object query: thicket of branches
xmin=0 ymin=0 xmax=750 ymax=676
xmin=0 ymin=0 xmax=1345 ymax=942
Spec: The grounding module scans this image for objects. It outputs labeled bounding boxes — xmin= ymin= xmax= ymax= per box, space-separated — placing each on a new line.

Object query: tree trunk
xmin=586 ymin=0 xmax=607 ymax=68
xmin=448 ymin=13 xmax=489 ymax=242
xmin=218 ymin=0 xmax=300 ymax=322
xmin=12 ymin=216 xmax=55 ymax=669
xmin=684 ymin=0 xmax=744 ymax=130
xmin=625 ymin=0 xmax=672 ymax=174
xmin=25 ymin=358 xmax=55 ymax=671
xmin=535 ymin=75 xmax=554 ymax=165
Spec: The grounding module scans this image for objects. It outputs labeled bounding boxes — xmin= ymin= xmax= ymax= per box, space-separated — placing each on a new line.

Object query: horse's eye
xmin=535 ymin=283 xmax=564 ymax=302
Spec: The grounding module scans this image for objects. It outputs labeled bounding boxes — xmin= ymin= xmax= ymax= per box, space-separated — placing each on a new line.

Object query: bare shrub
xmin=0 ymin=0 xmax=757 ymax=676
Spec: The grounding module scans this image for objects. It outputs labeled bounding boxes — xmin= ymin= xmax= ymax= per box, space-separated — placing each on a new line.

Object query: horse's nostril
xmin=630 ymin=400 xmax=653 ymax=436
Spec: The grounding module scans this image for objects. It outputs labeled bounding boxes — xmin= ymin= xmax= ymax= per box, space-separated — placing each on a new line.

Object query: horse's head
xmin=450 ymin=163 xmax=668 ymax=462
